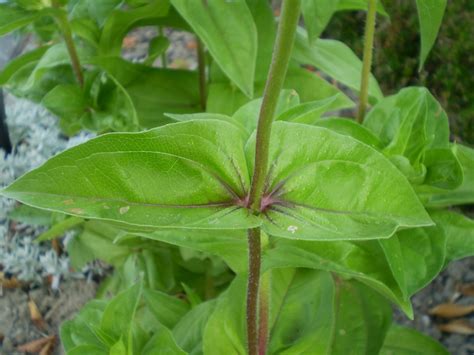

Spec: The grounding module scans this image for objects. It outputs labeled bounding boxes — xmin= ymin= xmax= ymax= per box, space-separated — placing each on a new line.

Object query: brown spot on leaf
xmin=63 ymin=199 xmax=74 ymax=205
xmin=68 ymin=208 xmax=84 ymax=215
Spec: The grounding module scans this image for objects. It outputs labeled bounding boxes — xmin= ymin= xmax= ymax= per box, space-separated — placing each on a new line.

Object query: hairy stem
xmin=247 ymin=228 xmax=261 ymax=355
xmin=159 ymin=27 xmax=168 ymax=68
xmin=258 ymin=271 xmax=270 ymax=355
xmin=356 ymin=0 xmax=378 ymax=123
xmin=197 ymin=38 xmax=207 ymax=111
xmin=55 ymin=11 xmax=84 ymax=88
xmin=246 ymin=2 xmax=301 ymax=355
xmin=248 ymin=0 xmax=302 ymax=212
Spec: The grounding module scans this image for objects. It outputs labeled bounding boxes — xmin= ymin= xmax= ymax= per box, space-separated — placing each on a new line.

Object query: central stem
xmin=356 ymin=0 xmax=378 ymax=123
xmin=246 ymin=2 xmax=301 ymax=355
xmin=54 ymin=10 xmax=84 ymax=88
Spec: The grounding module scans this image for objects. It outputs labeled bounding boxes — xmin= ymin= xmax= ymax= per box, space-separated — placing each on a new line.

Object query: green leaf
xmin=246 ymin=0 xmax=276 ymax=81
xmin=36 ymin=216 xmax=84 ymax=241
xmin=60 ymin=300 xmax=109 ymax=352
xmin=144 ymin=35 xmax=170 ymax=66
xmin=109 ymin=339 xmax=127 ymax=355
xmin=337 ymin=0 xmax=388 ymax=16
xmin=202 ymin=269 xmax=392 ymax=354
xmin=302 ymin=0 xmax=340 ymax=42
xmin=0 ymin=46 xmax=49 ymax=86
xmin=381 ymin=224 xmax=446 ymax=297
xmin=415 ymin=0 xmax=447 ymax=69
xmin=207 ymin=65 xmax=353 ymax=117
xmin=430 ymin=210 xmax=474 ymax=265
xmin=313 ymin=117 xmax=381 ymax=148
xmin=136 ymin=229 xmax=247 ymax=273
xmin=172 ymin=300 xmax=217 ymax=354
xmin=7 ymin=204 xmax=52 ymax=226
xmin=1 ymin=120 xmax=259 ymax=230
xmin=364 ymin=87 xmax=462 ymax=189
xmin=143 ymin=288 xmax=190 ymax=329
xmin=248 ymin=122 xmax=432 ymax=241
xmin=292 ymin=29 xmax=383 ymax=103
xmin=0 ymin=3 xmax=40 ymax=35
xmin=42 ymin=84 xmax=89 ymax=121
xmin=418 ymin=144 xmax=474 ymax=207
xmin=171 ymin=0 xmax=257 ymax=97
xmin=328 ymin=277 xmax=392 ymax=355
xmin=141 ymin=327 xmax=186 ymax=355
xmin=263 ymin=238 xmax=412 ymax=315
xmin=99 ymin=0 xmax=170 ymax=56
xmin=380 ymin=325 xmax=449 ymax=355
xmin=94 ymin=57 xmax=200 ymax=128
xmin=101 ymin=282 xmax=143 ymax=340
xmin=276 ymin=95 xmax=344 ymax=125
xmin=67 ymin=345 xmax=107 ymax=355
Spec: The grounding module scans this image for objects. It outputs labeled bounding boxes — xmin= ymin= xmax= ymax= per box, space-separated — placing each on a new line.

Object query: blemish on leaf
xmin=69 ymin=208 xmax=84 ymax=215
xmin=63 ymin=199 xmax=74 ymax=205
xmin=119 ymin=206 xmax=130 ymax=215
xmin=103 ymin=204 xmax=110 ymax=210
xmin=287 ymin=225 xmax=298 ymax=234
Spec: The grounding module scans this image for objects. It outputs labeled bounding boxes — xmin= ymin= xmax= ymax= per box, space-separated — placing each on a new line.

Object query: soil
xmin=0 ymin=280 xmax=97 ymax=355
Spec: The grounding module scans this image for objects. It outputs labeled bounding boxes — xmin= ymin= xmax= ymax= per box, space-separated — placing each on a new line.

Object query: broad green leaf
xmin=109 ymin=339 xmax=127 ymax=355
xmin=67 ymin=345 xmax=107 ymax=355
xmin=418 ymin=144 xmax=474 ymax=207
xmin=263 ymin=238 xmax=412 ymax=315
xmin=101 ymin=283 xmax=143 ymax=340
xmin=415 ymin=0 xmax=447 ymax=69
xmin=337 ymin=0 xmax=388 ymax=16
xmin=67 ymin=221 xmax=132 ymax=268
xmin=135 ymin=229 xmax=247 ymax=273
xmin=380 ymin=223 xmax=446 ymax=297
xmin=364 ymin=87 xmax=462 ymax=189
xmin=328 ymin=277 xmax=392 ymax=355
xmin=292 ymin=29 xmax=383 ymax=103
xmin=99 ymin=0 xmax=170 ymax=56
xmin=141 ymin=327 xmax=186 ymax=355
xmin=0 ymin=3 xmax=40 ymax=35
xmin=1 ymin=120 xmax=259 ymax=230
xmin=276 ymin=95 xmax=343 ymax=125
xmin=246 ymin=0 xmax=276 ymax=81
xmin=143 ymin=288 xmax=190 ymax=329
xmin=173 ymin=300 xmax=217 ymax=354
xmin=42 ymin=84 xmax=89 ymax=121
xmin=144 ymin=35 xmax=170 ymax=65
xmin=0 ymin=46 xmax=49 ymax=85
xmin=7 ymin=204 xmax=52 ymax=226
xmin=36 ymin=216 xmax=83 ymax=241
xmin=302 ymin=0 xmax=340 ymax=42
xmin=207 ymin=65 xmax=353 ymax=116
xmin=94 ymin=57 xmax=200 ymax=128
xmin=313 ymin=117 xmax=381 ymax=148
xmin=60 ymin=300 xmax=109 ymax=352
xmin=380 ymin=325 xmax=449 ymax=355
xmin=171 ymin=0 xmax=257 ymax=97
xmin=247 ymin=122 xmax=432 ymax=241
xmin=70 ymin=0 xmax=122 ymax=27
xmin=203 ymin=269 xmax=392 ymax=354
xmin=70 ymin=18 xmax=101 ymax=47
xmin=202 ymin=274 xmax=247 ymax=355
xmin=431 ymin=210 xmax=474 ymax=265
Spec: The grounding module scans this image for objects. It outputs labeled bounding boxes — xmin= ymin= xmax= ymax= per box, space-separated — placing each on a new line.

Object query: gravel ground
xmin=0 ymin=26 xmax=473 ymax=355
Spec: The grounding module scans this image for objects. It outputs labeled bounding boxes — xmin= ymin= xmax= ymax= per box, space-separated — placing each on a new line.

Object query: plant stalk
xmin=247 ymin=0 xmax=302 ymax=212
xmin=246 ymin=2 xmax=301 ymax=355
xmin=197 ymin=38 xmax=207 ymax=111
xmin=356 ymin=0 xmax=378 ymax=123
xmin=247 ymin=228 xmax=262 ymax=355
xmin=159 ymin=27 xmax=168 ymax=68
xmin=258 ymin=271 xmax=270 ymax=355
xmin=55 ymin=11 xmax=84 ymax=88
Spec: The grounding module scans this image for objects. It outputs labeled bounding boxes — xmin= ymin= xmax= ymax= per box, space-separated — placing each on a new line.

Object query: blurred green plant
xmin=325 ymin=0 xmax=474 ymax=144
